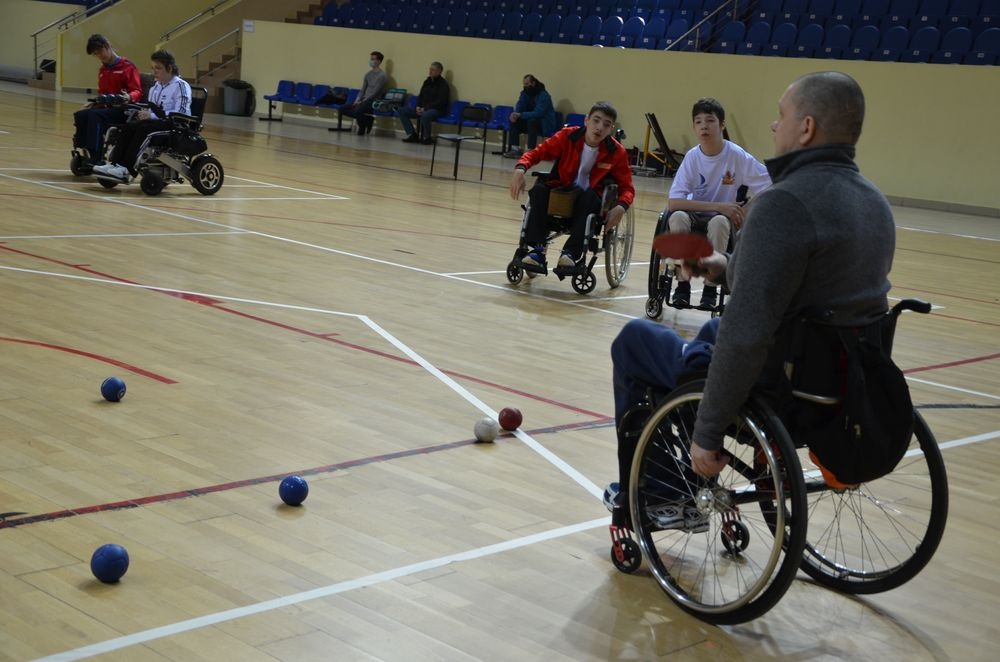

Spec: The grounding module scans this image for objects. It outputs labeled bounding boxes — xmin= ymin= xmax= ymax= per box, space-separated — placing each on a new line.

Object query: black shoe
xmin=671 ymin=281 xmax=691 ymax=307
xmin=421 ymin=137 xmax=434 ymax=145
xmin=402 ymin=134 xmax=419 ymax=143
xmin=698 ymin=285 xmax=718 ymax=310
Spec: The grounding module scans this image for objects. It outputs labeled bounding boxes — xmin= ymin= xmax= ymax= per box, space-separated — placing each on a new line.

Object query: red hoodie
xmin=97 ymin=57 xmax=142 ymax=102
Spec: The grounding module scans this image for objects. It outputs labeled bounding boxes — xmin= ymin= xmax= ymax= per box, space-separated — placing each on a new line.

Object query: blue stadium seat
xmin=361 ymin=6 xmax=385 ymax=29
xmin=535 ymin=12 xmax=564 ymax=41
xmin=963 ymin=25 xmax=999 ymax=62
xmin=574 ymin=14 xmax=604 ymax=43
xmin=618 ymin=15 xmax=647 ymax=44
xmin=486 ymin=105 xmax=514 ymax=151
xmin=910 ymin=0 xmax=949 ymax=29
xmin=819 ymin=22 xmax=853 ymax=54
xmin=972 ymin=0 xmax=998 ymax=36
xmin=764 ymin=21 xmax=798 ymax=54
xmin=676 ymin=0 xmax=703 ymax=23
xmin=264 ymin=80 xmax=296 ymax=109
xmin=846 ymin=23 xmax=881 ymax=56
xmin=779 ymin=0 xmax=810 ymax=25
xmin=856 ymin=0 xmax=891 ymax=26
xmin=330 ymin=3 xmax=354 ymax=27
xmin=792 ymin=21 xmax=825 ymax=54
xmin=394 ymin=7 xmax=417 ymax=31
xmin=345 ymin=5 xmax=370 ymax=29
xmin=930 ymin=24 xmax=973 ymax=60
xmin=826 ymin=0 xmax=861 ymax=27
xmin=737 ymin=20 xmax=772 ymax=54
xmin=639 ymin=15 xmax=669 ymax=46
xmin=939 ymin=0 xmax=979 ymax=29
xmin=565 ymin=112 xmax=586 ymax=126
xmin=596 ymin=14 xmax=626 ymax=43
xmin=711 ymin=20 xmax=746 ymax=51
xmin=660 ymin=17 xmax=690 ymax=48
xmin=424 ymin=8 xmax=452 ymax=34
xmin=291 ymin=82 xmax=314 ymax=105
xmin=610 ymin=1 xmax=637 ymax=18
xmin=496 ymin=10 xmax=523 ymax=38
xmin=552 ymin=1 xmax=575 ymax=16
xmin=633 ymin=0 xmax=659 ymax=19
xmin=881 ymin=0 xmax=919 ymax=30
xmin=749 ymin=0 xmax=784 ymax=24
xmin=479 ymin=10 xmax=505 ymax=37
xmin=434 ymin=101 xmax=471 ymax=129
xmin=462 ymin=10 xmax=487 ymax=36
xmin=679 ymin=19 xmax=712 ymax=49
xmin=872 ymin=23 xmax=909 ymax=58
xmin=444 ymin=10 xmax=469 ymax=34
xmin=573 ymin=0 xmax=598 ymax=16
xmin=554 ymin=14 xmax=583 ymax=42
xmin=516 ymin=12 xmax=545 ymax=39
xmin=900 ymin=24 xmax=940 ymax=58
xmin=804 ymin=0 xmax=837 ymax=25
xmin=651 ymin=0 xmax=679 ymax=21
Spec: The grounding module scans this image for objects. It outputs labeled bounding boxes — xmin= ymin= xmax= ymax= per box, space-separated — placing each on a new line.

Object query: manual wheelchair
xmin=505 ymin=172 xmax=635 ymax=295
xmin=609 ymin=299 xmax=948 ymax=624
xmin=80 ymin=87 xmax=224 ymax=196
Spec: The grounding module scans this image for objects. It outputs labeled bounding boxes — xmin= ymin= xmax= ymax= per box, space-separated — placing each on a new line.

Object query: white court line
xmin=0 ymin=171 xmax=639 ymax=319
xmin=899 ymin=225 xmax=1000 ymax=242
xmin=0 ymin=231 xmax=248 ymax=240
xmin=37 ymin=425 xmax=1000 ymax=661
xmin=34 ymin=517 xmax=608 ymax=662
xmin=907 ymin=376 xmax=1000 ymax=400
xmin=442 ymin=270 xmax=507 ymax=276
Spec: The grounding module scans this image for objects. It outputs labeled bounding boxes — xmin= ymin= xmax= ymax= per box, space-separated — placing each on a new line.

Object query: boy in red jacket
xmin=509 ymin=101 xmax=635 ymax=271
xmin=72 ymin=34 xmax=142 ymax=171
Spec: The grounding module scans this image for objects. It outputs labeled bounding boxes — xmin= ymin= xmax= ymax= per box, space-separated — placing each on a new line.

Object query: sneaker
xmin=603 ymin=482 xmax=622 ymax=512
xmin=502 ymin=148 xmax=522 ymax=159
xmin=671 ymin=281 xmax=691 ymax=307
xmin=520 ymin=246 xmax=547 ymax=269
xmin=421 ymin=137 xmax=435 ymax=145
xmin=698 ymin=285 xmax=718 ymax=310
xmin=402 ymin=134 xmax=419 ymax=143
xmin=646 ymin=502 xmax=710 ymax=532
xmin=557 ymin=251 xmax=581 ymax=268
xmin=92 ymin=163 xmax=130 ymax=182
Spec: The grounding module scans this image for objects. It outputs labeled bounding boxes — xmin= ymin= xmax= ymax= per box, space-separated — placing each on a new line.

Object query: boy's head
xmin=370 ymin=51 xmax=384 ymax=66
xmin=86 ymin=34 xmax=115 ymax=64
xmin=150 ymin=50 xmax=178 ymax=78
xmin=583 ymin=101 xmax=618 ymax=147
xmin=691 ymin=97 xmax=726 ymax=148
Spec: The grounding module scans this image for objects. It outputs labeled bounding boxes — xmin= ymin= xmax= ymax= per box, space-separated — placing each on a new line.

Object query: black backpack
xmin=779 ymin=313 xmax=914 ymax=485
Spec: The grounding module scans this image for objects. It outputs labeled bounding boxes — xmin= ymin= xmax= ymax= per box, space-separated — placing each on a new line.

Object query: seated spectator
xmin=339 ymin=51 xmax=388 ymax=136
xmin=397 ymin=61 xmax=450 ymax=145
xmin=72 ymin=34 xmax=142 ymax=169
xmin=503 ymin=75 xmax=557 ymax=158
xmin=509 ymin=101 xmax=635 ymax=270
xmin=92 ymin=50 xmax=192 ymax=182
xmin=668 ymin=97 xmax=771 ymax=309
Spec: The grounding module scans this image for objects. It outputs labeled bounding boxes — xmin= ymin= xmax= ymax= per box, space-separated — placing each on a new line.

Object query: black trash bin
xmin=222 ymin=79 xmax=256 ymax=116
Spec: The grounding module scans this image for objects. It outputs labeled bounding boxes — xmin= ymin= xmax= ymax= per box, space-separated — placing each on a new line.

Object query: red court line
xmin=0 ymin=337 xmax=177 ymax=384
xmin=904 ymin=352 xmax=1000 ymax=374
xmin=0 ymin=417 xmax=613 ymax=530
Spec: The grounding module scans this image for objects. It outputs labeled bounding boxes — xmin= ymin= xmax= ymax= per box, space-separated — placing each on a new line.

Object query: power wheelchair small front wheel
xmin=70 ymin=154 xmax=92 ymax=176
xmin=571 ymin=271 xmax=597 ymax=294
xmin=97 ymin=178 xmax=119 ymax=190
xmin=190 ymin=155 xmax=224 ymax=195
xmin=140 ymin=171 xmax=166 ymax=196
xmin=506 ymin=261 xmax=524 ymax=284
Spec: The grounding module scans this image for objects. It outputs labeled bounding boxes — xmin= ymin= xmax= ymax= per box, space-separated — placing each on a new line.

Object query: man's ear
xmin=800 ymin=115 xmax=817 ymax=147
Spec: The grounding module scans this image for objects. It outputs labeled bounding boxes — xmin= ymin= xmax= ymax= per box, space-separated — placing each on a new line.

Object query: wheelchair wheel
xmin=645 ymin=210 xmax=671 ymax=319
xmin=628 ymin=380 xmax=807 ymax=624
xmin=797 ymin=410 xmax=948 ymax=594
xmin=190 ymin=155 xmax=224 ymax=195
xmin=571 ymin=270 xmax=597 ymax=294
xmin=604 ymin=206 xmax=635 ymax=289
xmin=97 ymin=178 xmax=119 ymax=189
xmin=611 ymin=537 xmax=642 ymax=574
xmin=645 ymin=297 xmax=663 ymax=319
xmin=506 ymin=261 xmax=524 ymax=284
xmin=70 ymin=154 xmax=92 ymax=176
xmin=140 ymin=172 xmax=166 ymax=196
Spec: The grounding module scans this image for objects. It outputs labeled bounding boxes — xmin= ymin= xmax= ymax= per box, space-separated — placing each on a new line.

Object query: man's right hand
xmin=510 ymin=111 xmax=521 ymax=122
xmin=509 ymin=169 xmax=526 ymax=200
xmin=415 ymin=106 xmax=424 ymax=115
xmin=682 ymin=250 xmax=728 ymax=284
xmin=717 ymin=202 xmax=747 ymax=229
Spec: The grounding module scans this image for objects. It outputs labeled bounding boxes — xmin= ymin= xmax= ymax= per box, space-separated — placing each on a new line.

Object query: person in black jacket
xmin=396 ymin=61 xmax=450 ymax=145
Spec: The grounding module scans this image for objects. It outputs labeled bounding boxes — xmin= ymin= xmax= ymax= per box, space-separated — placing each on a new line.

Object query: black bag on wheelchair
xmin=780 ymin=317 xmax=914 ymax=485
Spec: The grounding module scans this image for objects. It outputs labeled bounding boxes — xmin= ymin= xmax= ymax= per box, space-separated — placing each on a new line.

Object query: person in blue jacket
xmin=503 ymin=75 xmax=557 ymax=158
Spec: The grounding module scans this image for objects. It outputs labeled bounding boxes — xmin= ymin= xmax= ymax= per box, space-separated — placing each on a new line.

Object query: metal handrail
xmin=192 ymin=28 xmax=241 ymax=83
xmin=664 ymin=0 xmax=742 ymax=52
xmin=160 ymin=0 xmax=234 ymax=42
xmin=30 ymin=0 xmax=120 ymax=77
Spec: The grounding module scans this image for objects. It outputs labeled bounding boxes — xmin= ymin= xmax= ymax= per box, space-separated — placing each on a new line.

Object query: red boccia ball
xmin=498 ymin=407 xmax=523 ymax=431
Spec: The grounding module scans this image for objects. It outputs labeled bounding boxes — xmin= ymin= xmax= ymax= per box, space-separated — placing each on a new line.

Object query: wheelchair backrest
xmin=190 ymin=86 xmax=208 ymax=122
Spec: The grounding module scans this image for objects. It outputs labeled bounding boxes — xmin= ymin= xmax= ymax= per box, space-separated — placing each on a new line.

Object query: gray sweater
xmin=693 ymin=144 xmax=895 ymax=451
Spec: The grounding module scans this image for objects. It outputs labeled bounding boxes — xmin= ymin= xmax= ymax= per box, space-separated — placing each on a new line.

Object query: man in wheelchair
xmin=93 ymin=50 xmax=191 ymax=184
xmin=509 ymin=101 xmax=634 ymax=275
xmin=609 ymin=71 xmax=896 ymax=525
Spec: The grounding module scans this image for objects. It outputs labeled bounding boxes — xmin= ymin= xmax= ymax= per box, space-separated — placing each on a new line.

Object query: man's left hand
xmin=605 ymin=205 xmax=626 ymax=230
xmin=690 ymin=443 xmax=729 ymax=478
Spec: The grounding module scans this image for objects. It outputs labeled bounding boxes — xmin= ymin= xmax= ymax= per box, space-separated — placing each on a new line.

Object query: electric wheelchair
xmin=78 ymin=87 xmax=224 ymax=196
xmin=505 ymin=171 xmax=635 ymax=295
xmin=608 ymin=299 xmax=948 ymax=624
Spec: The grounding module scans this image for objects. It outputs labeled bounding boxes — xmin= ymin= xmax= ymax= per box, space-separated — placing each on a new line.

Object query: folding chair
xmin=430 ymin=104 xmax=492 ymax=180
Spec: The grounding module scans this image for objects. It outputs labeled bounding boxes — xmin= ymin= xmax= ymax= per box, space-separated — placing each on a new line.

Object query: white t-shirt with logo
xmin=669 ymin=140 xmax=771 ymax=204
xmin=575 ymin=143 xmax=599 ymax=190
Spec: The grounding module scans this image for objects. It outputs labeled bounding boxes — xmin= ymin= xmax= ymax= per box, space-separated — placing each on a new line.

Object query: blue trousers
xmin=397 ymin=106 xmax=441 ymax=138
xmin=73 ymin=107 xmax=126 ymax=161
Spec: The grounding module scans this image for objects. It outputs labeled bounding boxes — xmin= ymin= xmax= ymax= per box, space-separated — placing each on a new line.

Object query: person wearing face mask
xmin=341 ymin=51 xmax=387 ymax=136
xmin=503 ymin=74 xmax=557 ymax=159
xmin=92 ymin=50 xmax=192 ymax=183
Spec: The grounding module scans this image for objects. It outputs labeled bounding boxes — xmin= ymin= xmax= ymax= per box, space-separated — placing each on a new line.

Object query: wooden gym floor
xmin=0 ymin=81 xmax=998 ymax=661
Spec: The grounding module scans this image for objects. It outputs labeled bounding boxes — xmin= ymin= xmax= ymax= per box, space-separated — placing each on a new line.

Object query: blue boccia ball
xmin=279 ymin=475 xmax=309 ymax=506
xmin=90 ymin=543 xmax=130 ymax=583
xmin=101 ymin=377 xmax=126 ymax=402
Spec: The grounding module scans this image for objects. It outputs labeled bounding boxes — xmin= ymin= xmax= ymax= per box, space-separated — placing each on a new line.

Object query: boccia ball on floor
xmin=101 ymin=376 xmax=126 ymax=402
xmin=91 ymin=543 xmax=130 ymax=583
xmin=474 ymin=416 xmax=499 ymax=443
xmin=279 ymin=475 xmax=309 ymax=506
xmin=498 ymin=407 xmax=523 ymax=431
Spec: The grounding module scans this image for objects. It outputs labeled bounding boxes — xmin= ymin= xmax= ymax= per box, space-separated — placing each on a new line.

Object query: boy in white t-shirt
xmin=667 ymin=98 xmax=771 ymax=309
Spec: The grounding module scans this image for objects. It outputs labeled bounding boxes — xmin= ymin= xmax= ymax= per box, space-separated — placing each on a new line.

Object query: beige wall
xmin=242 ymin=20 xmax=1000 ymax=212
xmin=0 ymin=0 xmax=73 ymax=79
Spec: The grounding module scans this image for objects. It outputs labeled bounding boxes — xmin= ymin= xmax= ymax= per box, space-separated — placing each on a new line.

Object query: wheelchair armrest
xmin=531 ymin=170 xmax=554 ymax=180
xmin=168 ymin=113 xmax=201 ymax=130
